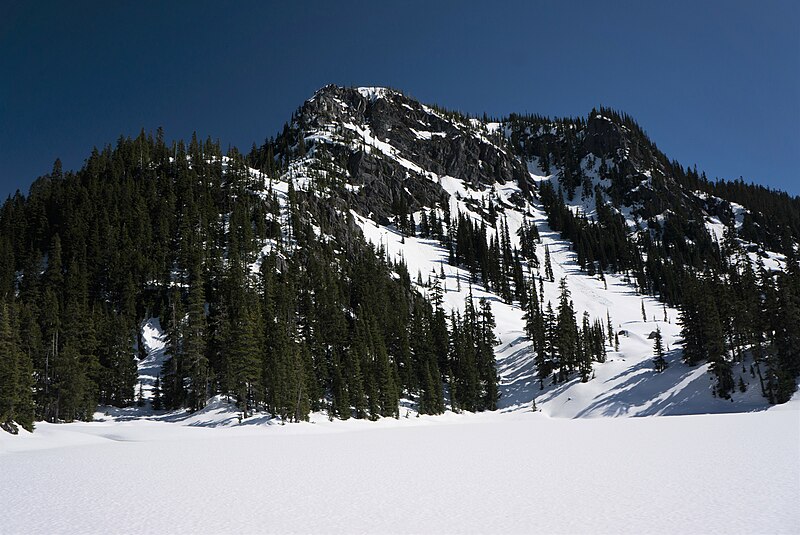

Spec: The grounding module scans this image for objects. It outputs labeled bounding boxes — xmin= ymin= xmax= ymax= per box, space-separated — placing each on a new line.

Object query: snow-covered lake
xmin=2 ymin=401 xmax=798 ymax=535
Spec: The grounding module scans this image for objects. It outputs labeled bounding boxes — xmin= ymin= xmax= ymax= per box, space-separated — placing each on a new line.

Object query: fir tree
xmin=152 ymin=376 xmax=163 ymax=410
xmin=555 ymin=278 xmax=578 ymax=381
xmin=544 ymin=245 xmax=554 ymax=282
xmin=652 ymin=326 xmax=667 ymax=372
xmin=0 ymin=302 xmax=24 ymax=430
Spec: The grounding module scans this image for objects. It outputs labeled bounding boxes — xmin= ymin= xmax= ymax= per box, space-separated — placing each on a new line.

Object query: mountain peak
xmin=309 ymin=84 xmax=399 ymax=104
xmin=354 ymin=86 xmax=393 ymax=101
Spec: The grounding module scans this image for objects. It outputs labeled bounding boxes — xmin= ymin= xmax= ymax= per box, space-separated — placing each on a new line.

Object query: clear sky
xmin=2 ymin=1 xmax=798 ymax=198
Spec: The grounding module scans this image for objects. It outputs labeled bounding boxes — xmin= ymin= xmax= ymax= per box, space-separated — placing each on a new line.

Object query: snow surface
xmin=1 ymin=401 xmax=797 ymax=534
xmin=135 ymin=318 xmax=167 ymax=401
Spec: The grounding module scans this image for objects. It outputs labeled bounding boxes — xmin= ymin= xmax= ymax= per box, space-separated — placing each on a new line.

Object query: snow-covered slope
xmin=219 ymin=85 xmax=784 ymax=419
xmin=350 ymin=171 xmax=768 ymax=417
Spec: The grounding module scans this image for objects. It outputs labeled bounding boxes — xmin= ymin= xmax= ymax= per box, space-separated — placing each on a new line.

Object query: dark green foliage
xmin=0 ymin=301 xmax=35 ymax=431
xmin=0 ymin=131 xmax=488 ymax=430
xmin=652 ymin=326 xmax=667 ymax=372
xmin=555 ymin=278 xmax=579 ymax=381
xmin=680 ymin=275 xmax=732 ymax=397
xmin=98 ymin=313 xmax=138 ymax=407
xmin=151 ymin=376 xmax=163 ymax=411
xmin=676 ymin=259 xmax=800 ymax=403
xmin=543 ymin=245 xmax=554 ymax=282
xmin=447 ymin=294 xmax=499 ymax=412
xmin=436 ymin=209 xmax=528 ymax=303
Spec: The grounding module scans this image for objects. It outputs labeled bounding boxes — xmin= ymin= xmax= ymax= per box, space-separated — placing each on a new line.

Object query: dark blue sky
xmin=2 ymin=1 xmax=798 ymax=197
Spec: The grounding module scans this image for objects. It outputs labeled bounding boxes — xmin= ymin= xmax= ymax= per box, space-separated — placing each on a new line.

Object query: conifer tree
xmin=555 ymin=278 xmax=578 ymax=380
xmin=162 ymin=286 xmax=186 ymax=409
xmin=100 ymin=313 xmax=137 ymax=407
xmin=11 ymin=306 xmax=35 ymax=431
xmin=0 ymin=308 xmax=16 ymax=419
xmin=544 ymin=245 xmax=554 ymax=282
xmin=652 ymin=326 xmax=667 ymax=372
xmin=578 ymin=311 xmax=593 ymax=382
xmin=539 ymin=301 xmax=557 ymax=383
xmin=185 ymin=269 xmax=209 ymax=411
xmin=477 ymin=298 xmax=499 ymax=410
xmin=228 ymin=303 xmax=263 ymax=418
xmin=152 ymin=375 xmax=163 ymax=410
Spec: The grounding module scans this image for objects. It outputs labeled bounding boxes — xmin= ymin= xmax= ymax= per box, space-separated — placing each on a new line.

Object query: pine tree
xmin=0 ymin=302 xmax=22 ymax=430
xmin=152 ymin=376 xmax=163 ymax=410
xmin=766 ymin=262 xmax=800 ymax=403
xmin=185 ymin=269 xmax=209 ymax=411
xmin=704 ymin=292 xmax=733 ymax=398
xmin=555 ymin=278 xmax=578 ymax=380
xmin=229 ymin=303 xmax=263 ymax=419
xmin=477 ymin=298 xmax=499 ymax=410
xmin=652 ymin=326 xmax=667 ymax=372
xmin=578 ymin=311 xmax=593 ymax=382
xmin=534 ymin=301 xmax=553 ymax=384
xmin=161 ymin=286 xmax=186 ymax=409
xmin=344 ymin=345 xmax=367 ymax=419
xmin=544 ymin=245 xmax=554 ymax=282
xmin=101 ymin=314 xmax=138 ymax=407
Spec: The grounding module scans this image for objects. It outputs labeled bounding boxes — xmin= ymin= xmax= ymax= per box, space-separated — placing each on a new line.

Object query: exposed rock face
xmin=293 ymin=85 xmax=530 ymax=222
xmin=507 ymin=109 xmax=714 ymax=225
xmin=274 ymin=85 xmax=787 ymax=257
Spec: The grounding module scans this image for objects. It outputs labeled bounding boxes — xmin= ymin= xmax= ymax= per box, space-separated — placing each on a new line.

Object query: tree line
xmin=0 ymin=131 xmax=500 ymax=432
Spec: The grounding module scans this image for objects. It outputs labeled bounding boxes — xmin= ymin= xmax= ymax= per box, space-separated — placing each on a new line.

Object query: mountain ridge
xmin=0 ymin=84 xmax=798 ymax=434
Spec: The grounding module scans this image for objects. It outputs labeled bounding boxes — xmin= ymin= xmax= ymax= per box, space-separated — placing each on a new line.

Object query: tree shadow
xmin=572 ymin=349 xmax=771 ymax=417
xmin=496 ymin=336 xmax=537 ymax=411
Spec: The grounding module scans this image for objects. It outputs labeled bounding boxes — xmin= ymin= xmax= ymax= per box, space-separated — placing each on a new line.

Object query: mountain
xmin=1 ymin=85 xmax=798 ymax=433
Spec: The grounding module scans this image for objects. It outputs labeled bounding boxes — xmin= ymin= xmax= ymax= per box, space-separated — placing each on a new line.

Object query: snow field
xmin=1 ymin=404 xmax=797 ymax=534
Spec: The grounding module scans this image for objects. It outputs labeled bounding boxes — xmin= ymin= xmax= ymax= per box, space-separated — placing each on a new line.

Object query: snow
xmin=341 ymin=122 xmax=427 ymax=175
xmin=356 ymin=86 xmax=390 ymax=101
xmin=730 ymin=200 xmax=746 ymax=229
xmin=410 ymin=128 xmax=445 ymax=140
xmin=1 ymin=404 xmax=797 ymax=534
xmin=704 ymin=216 xmax=727 ymax=250
xmin=136 ymin=318 xmax=167 ymax=401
